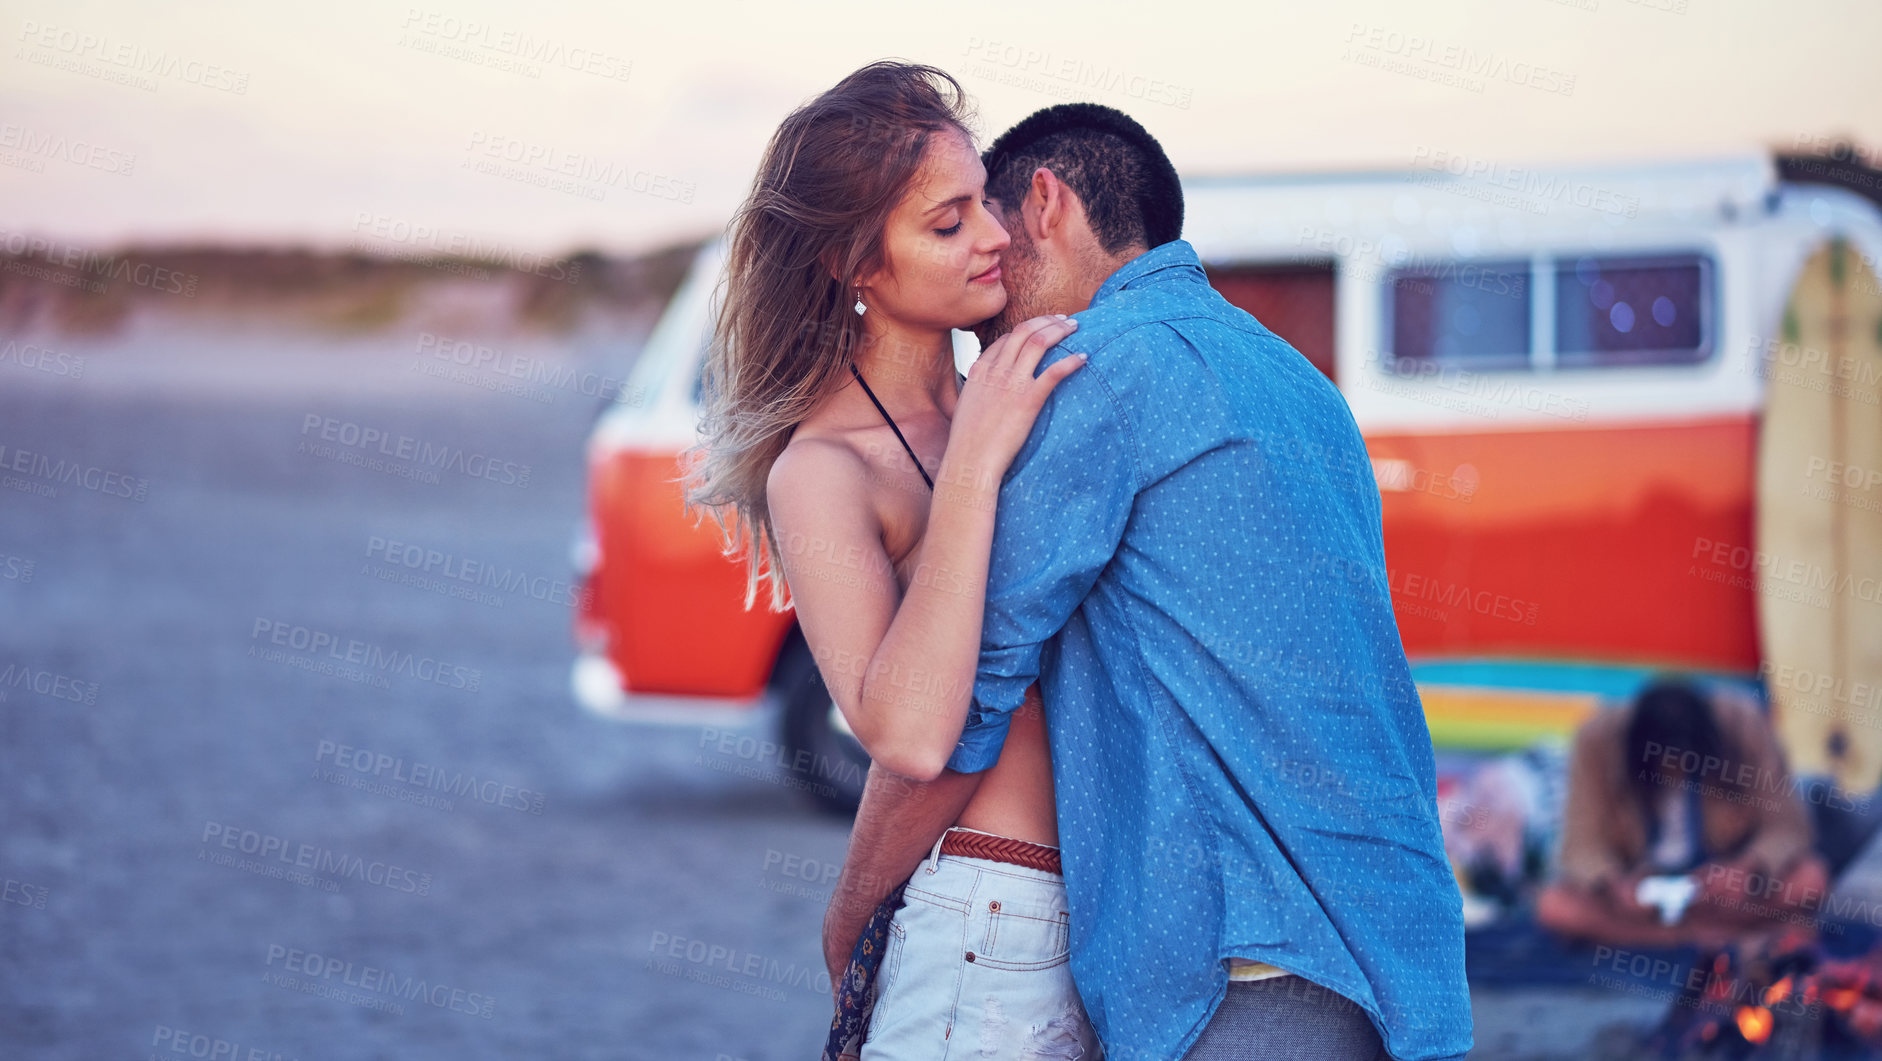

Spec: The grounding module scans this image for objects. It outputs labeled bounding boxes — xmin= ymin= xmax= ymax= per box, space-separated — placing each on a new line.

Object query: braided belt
xmin=939 ymin=828 xmax=1062 ymax=874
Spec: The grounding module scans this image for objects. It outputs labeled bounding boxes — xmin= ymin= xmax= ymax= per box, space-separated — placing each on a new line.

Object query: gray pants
xmin=1180 ymin=975 xmax=1388 ymax=1060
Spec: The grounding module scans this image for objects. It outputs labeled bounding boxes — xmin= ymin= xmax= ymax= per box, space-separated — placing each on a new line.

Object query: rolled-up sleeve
xmin=946 ymin=350 xmax=1141 ymax=774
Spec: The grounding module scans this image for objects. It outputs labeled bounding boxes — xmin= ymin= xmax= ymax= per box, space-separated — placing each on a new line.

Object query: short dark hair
xmin=981 ymin=102 xmax=1183 ymax=255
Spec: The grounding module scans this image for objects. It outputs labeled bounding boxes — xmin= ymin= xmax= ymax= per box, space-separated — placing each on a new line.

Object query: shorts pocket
xmin=975 ymin=903 xmax=1070 ymax=971
xmin=865 ymin=920 xmax=906 ymax=1036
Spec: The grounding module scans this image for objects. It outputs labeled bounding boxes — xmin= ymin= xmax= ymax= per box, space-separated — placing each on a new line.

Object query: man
xmin=823 ymin=103 xmax=1473 ymax=1061
xmin=1537 ymin=677 xmax=1831 ymax=950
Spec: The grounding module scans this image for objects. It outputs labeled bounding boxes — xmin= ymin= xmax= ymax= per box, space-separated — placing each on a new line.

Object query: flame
xmin=1764 ymin=976 xmax=1794 ymax=1006
xmin=1777 ymin=927 xmax=1813 ymax=952
xmin=1735 ymin=1005 xmax=1774 ymax=1044
xmin=1853 ymin=999 xmax=1882 ymax=1040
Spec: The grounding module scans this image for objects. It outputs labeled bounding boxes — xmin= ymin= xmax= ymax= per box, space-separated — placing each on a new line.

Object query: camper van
xmin=572 ymin=149 xmax=1882 ymax=822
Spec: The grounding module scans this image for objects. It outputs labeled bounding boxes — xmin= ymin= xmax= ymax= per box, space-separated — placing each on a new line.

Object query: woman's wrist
xmin=933 ymin=450 xmax=1003 ymax=512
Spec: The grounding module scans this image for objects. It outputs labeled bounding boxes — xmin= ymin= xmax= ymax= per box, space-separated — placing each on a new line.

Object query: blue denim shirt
xmin=947 ymin=240 xmax=1473 ymax=1061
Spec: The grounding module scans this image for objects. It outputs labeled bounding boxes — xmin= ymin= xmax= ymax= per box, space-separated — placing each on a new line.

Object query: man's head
xmin=975 ymin=103 xmax=1184 ymax=341
xmin=1625 ymin=678 xmax=1729 ymax=790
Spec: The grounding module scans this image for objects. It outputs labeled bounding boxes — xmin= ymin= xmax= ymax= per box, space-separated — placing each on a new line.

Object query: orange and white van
xmin=573 ymin=149 xmax=1882 ymax=815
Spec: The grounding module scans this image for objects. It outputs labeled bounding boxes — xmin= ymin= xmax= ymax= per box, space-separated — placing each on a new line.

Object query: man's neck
xmin=1071 ymin=244 xmax=1149 ymax=311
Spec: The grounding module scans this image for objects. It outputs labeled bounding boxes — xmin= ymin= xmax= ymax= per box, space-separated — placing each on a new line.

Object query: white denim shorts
xmin=860 ymin=829 xmax=1099 ymax=1060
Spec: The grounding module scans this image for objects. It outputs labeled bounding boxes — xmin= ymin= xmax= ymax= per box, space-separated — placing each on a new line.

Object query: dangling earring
xmin=853 ymin=287 xmax=866 ymax=317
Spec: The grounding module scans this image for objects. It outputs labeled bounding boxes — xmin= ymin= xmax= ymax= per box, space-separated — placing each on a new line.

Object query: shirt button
xmin=965 ymin=952 xmax=977 ymax=962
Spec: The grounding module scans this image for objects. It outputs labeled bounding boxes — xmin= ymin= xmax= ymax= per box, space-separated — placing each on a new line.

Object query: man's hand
xmin=823 ymin=882 xmax=886 ymax=1002
xmin=821 ymin=763 xmax=986 ymax=1004
xmin=1607 ymin=870 xmax=1659 ymax=921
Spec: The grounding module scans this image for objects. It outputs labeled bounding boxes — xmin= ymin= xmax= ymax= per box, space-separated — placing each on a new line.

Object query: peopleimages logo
xmin=0 ymin=661 xmax=99 ymax=704
xmin=0 ymin=442 xmax=149 ymax=501
xmin=15 ymin=19 xmax=252 ymax=94
xmin=315 ymin=740 xmax=546 ymax=815
xmin=350 ymin=213 xmax=584 ymax=284
xmin=200 ymin=820 xmax=431 ymax=895
xmin=1691 ymin=537 xmax=1880 ymax=609
xmin=248 ymin=617 xmax=482 ymax=691
xmin=1409 ymin=146 xmax=1640 ymax=218
xmin=363 ymin=534 xmax=589 ymax=610
xmin=0 ymin=232 xmax=199 ymax=296
xmin=150 ymin=1024 xmax=311 ymax=1061
xmin=0 ymin=337 xmax=86 ymax=378
xmin=395 ymin=9 xmax=634 ymax=82
xmin=298 ymin=414 xmax=531 ymax=488
xmin=461 ymin=131 xmax=695 ymax=204
xmin=262 ymin=944 xmax=496 ymax=1020
xmin=412 ymin=331 xmax=632 ymax=403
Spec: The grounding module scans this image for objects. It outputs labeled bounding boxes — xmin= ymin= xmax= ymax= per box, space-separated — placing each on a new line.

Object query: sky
xmin=3 ymin=0 xmax=1879 ymax=259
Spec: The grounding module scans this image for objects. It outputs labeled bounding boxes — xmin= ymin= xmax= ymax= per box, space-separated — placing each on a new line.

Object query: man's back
xmin=950 ymin=240 xmax=1473 ymax=1061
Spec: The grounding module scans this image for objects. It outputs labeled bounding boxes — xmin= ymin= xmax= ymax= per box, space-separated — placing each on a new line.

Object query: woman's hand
xmin=947 ymin=315 xmax=1085 ymax=477
xmin=768 ymin=314 xmax=1081 ymax=780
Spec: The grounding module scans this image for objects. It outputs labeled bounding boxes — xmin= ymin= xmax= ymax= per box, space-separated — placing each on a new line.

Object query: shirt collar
xmin=1088 ymin=239 xmax=1203 ymax=308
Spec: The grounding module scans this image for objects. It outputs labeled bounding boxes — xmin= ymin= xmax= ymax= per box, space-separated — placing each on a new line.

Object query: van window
xmin=692 ymin=339 xmax=707 ymax=405
xmin=1554 ymin=254 xmax=1712 ymax=367
xmin=1386 ymin=260 xmax=1531 ymax=370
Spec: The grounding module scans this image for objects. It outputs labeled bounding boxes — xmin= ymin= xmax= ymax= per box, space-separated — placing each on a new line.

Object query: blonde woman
xmin=681 ymin=61 xmax=1094 ymax=1059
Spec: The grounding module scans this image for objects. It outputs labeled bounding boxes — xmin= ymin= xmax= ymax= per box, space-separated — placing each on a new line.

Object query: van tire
xmin=774 ymin=630 xmax=870 ymax=816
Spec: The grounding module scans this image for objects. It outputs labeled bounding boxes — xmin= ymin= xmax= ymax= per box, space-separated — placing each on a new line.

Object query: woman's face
xmin=858 ymin=127 xmax=1009 ymax=334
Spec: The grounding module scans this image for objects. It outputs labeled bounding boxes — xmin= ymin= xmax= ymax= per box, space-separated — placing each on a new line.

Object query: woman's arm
xmin=766 ymin=436 xmax=994 ymax=780
xmin=766 ymin=316 xmax=1081 ymax=781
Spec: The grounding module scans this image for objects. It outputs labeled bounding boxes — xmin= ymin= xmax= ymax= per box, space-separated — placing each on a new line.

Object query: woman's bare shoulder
xmin=767 ymin=429 xmax=872 ymax=515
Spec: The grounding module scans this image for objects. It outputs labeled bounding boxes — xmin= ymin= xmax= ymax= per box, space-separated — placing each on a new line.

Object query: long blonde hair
xmin=680 ymin=61 xmax=974 ymax=611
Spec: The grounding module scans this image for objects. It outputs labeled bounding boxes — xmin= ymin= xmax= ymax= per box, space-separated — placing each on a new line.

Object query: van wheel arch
xmin=771 ymin=626 xmax=870 ymax=816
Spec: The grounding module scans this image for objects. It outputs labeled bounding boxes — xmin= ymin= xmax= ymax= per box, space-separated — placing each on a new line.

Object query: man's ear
xmin=1025 ymin=166 xmax=1069 ymax=245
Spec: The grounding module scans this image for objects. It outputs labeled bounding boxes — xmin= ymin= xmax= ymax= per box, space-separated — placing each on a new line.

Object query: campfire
xmin=1635 ymin=923 xmax=1882 ymax=1059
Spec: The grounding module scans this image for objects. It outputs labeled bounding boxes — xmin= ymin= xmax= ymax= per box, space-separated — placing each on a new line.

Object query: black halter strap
xmin=848 ymin=361 xmax=934 ymax=491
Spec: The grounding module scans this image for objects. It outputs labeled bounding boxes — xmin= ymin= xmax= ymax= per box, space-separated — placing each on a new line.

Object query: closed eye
xmin=935 ymin=220 xmax=963 ymax=237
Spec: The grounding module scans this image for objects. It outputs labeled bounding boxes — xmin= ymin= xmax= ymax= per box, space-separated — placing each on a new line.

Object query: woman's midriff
xmin=951 ymin=680 xmax=1058 ymax=847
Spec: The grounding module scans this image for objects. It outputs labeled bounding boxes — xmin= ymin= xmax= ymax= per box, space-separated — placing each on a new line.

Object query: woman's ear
xmin=817 ymin=248 xmax=846 ymax=286
xmin=853 ymin=255 xmax=892 ymax=303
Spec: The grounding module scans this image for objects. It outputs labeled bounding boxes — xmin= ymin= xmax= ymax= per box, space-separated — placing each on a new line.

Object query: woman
xmin=680 ymin=61 xmax=1097 ymax=1057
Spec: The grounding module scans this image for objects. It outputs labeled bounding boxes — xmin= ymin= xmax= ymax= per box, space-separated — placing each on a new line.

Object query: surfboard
xmin=1756 ymin=238 xmax=1882 ymax=793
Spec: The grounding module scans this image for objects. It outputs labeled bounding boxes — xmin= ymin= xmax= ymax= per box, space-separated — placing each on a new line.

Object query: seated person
xmin=1537 ymin=677 xmax=1830 ymax=949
